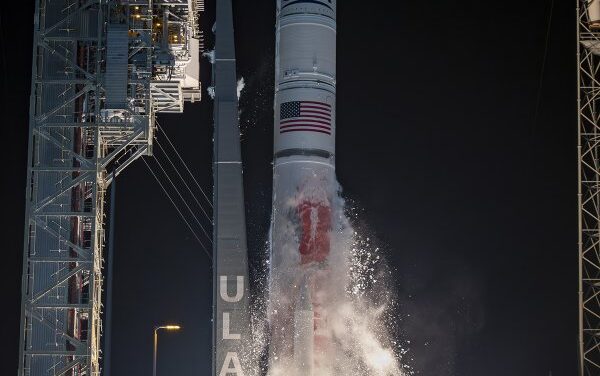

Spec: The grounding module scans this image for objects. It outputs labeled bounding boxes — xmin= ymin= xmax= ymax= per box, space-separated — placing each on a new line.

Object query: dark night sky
xmin=2 ymin=0 xmax=577 ymax=375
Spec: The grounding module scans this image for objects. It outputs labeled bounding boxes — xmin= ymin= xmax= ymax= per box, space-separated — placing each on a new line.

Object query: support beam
xmin=578 ymin=1 xmax=600 ymax=374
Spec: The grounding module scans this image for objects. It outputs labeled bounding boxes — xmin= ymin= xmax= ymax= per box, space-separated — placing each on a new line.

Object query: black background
xmin=1 ymin=0 xmax=576 ymax=375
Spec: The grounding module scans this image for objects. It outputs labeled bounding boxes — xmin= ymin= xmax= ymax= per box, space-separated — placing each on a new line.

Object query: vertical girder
xmin=578 ymin=1 xmax=600 ymax=374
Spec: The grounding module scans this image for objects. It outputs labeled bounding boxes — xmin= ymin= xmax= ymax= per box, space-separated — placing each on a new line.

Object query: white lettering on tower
xmin=223 ymin=312 xmax=241 ymax=340
xmin=220 ymin=275 xmax=244 ymax=302
xmin=219 ymin=275 xmax=245 ymax=374
xmin=219 ymin=352 xmax=245 ymax=376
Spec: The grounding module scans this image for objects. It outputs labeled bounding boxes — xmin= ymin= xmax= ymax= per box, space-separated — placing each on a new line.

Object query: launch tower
xmin=578 ymin=1 xmax=600 ymax=374
xmin=17 ymin=1 xmax=203 ymax=375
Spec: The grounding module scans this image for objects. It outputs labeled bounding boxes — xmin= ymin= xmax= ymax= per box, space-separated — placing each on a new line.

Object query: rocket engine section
xmin=270 ymin=1 xmax=337 ymax=375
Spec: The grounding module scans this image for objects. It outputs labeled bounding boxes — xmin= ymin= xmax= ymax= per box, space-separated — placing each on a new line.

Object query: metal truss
xmin=149 ymin=0 xmax=204 ymax=112
xmin=578 ymin=1 xmax=600 ymax=374
xmin=18 ymin=0 xmax=203 ymax=374
xmin=18 ymin=1 xmax=155 ymax=375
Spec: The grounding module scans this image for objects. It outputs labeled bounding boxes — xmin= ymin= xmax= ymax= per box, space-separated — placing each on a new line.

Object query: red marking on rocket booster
xmin=297 ymin=199 xmax=334 ymax=369
xmin=298 ymin=201 xmax=331 ymax=264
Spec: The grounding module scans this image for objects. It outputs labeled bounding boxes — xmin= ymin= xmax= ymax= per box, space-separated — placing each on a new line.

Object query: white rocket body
xmin=274 ymin=0 xmax=336 ymax=158
xmin=270 ymin=0 xmax=337 ymax=375
xmin=293 ymin=283 xmax=315 ymax=375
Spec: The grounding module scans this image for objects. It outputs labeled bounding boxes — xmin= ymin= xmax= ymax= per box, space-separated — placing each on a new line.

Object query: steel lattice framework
xmin=17 ymin=1 xmax=202 ymax=375
xmin=578 ymin=1 xmax=600 ymax=374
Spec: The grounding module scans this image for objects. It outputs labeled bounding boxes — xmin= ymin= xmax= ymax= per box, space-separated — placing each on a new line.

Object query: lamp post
xmin=153 ymin=325 xmax=181 ymax=376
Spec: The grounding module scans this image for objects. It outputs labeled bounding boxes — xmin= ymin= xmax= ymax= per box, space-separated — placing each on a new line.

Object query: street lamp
xmin=153 ymin=325 xmax=181 ymax=376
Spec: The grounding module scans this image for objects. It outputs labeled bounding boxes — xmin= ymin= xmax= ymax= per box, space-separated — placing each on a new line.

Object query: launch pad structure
xmin=17 ymin=0 xmax=204 ymax=375
xmin=579 ymin=1 xmax=600 ymax=374
xmin=19 ymin=0 xmax=600 ymax=375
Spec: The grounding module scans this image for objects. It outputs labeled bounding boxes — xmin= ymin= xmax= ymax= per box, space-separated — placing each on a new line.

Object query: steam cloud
xmin=245 ymin=168 xmax=411 ymax=375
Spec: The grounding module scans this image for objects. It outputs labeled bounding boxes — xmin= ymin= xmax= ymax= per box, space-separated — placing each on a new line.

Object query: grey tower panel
xmin=212 ymin=0 xmax=250 ymax=375
xmin=105 ymin=24 xmax=129 ymax=109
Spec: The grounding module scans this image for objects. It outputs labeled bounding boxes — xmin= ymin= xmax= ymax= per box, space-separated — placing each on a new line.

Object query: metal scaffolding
xmin=18 ymin=1 xmax=203 ymax=375
xmin=578 ymin=1 xmax=600 ymax=374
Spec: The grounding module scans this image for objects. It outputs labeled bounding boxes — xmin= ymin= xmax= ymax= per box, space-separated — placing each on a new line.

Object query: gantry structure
xmin=578 ymin=1 xmax=600 ymax=374
xmin=18 ymin=1 xmax=202 ymax=375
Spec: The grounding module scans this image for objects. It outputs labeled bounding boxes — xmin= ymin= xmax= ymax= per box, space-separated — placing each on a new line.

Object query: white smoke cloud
xmin=205 ymin=79 xmax=244 ymax=101
xmin=237 ymin=77 xmax=245 ymax=99
xmin=247 ymin=165 xmax=410 ymax=376
xmin=203 ymin=49 xmax=215 ymax=64
xmin=206 ymin=86 xmax=215 ymax=99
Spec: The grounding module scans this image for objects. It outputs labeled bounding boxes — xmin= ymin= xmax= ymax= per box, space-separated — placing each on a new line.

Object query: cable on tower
xmin=150 ymin=153 xmax=213 ymax=244
xmin=531 ymin=0 xmax=554 ymax=135
xmin=155 ymin=138 xmax=213 ymax=223
xmin=157 ymin=122 xmax=213 ymax=208
xmin=142 ymin=158 xmax=212 ymax=259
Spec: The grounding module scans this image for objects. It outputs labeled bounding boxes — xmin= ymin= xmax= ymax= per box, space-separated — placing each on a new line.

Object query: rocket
xmin=269 ymin=0 xmax=337 ymax=374
xmin=293 ymin=280 xmax=315 ymax=374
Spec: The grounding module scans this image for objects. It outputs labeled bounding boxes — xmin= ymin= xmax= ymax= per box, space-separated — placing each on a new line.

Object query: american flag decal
xmin=280 ymin=101 xmax=332 ymax=135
